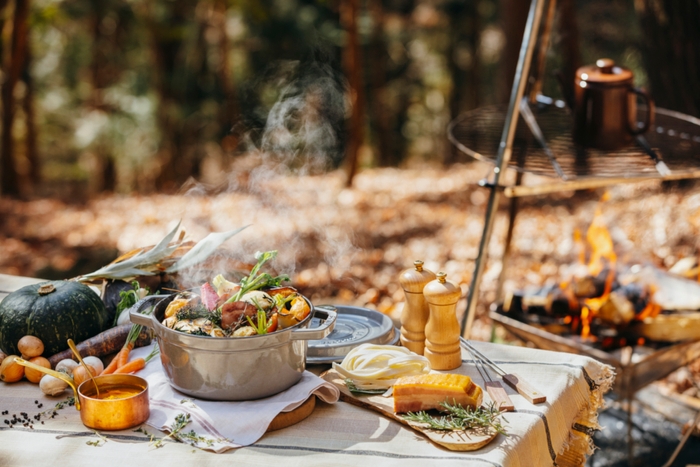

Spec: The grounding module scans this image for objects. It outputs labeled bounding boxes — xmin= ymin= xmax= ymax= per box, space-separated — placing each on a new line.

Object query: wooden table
xmin=0 ymin=274 xmax=610 ymax=467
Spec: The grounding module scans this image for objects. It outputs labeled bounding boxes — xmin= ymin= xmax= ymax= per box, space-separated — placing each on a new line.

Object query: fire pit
xmin=489 ymin=209 xmax=700 ymax=398
xmin=490 ymin=306 xmax=700 ymax=398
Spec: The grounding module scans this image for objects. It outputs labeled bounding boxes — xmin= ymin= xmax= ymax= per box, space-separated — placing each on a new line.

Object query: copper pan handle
xmin=14 ymin=357 xmax=81 ymax=410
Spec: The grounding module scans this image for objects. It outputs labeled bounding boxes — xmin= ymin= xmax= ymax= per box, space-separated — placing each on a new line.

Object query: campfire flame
xmin=585 ymin=207 xmax=617 ymax=278
xmin=576 ymin=205 xmax=618 ymax=339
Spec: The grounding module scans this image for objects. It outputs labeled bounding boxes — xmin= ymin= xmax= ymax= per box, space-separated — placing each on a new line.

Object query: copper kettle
xmin=572 ymin=59 xmax=654 ymax=150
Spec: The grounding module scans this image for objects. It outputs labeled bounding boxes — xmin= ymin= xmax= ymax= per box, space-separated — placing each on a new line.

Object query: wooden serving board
xmin=321 ymin=369 xmax=498 ymax=451
xmin=266 ymin=395 xmax=316 ymax=433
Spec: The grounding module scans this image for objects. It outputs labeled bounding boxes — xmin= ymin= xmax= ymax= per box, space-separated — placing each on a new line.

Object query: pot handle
xmin=127 ymin=294 xmax=171 ymax=328
xmin=290 ymin=306 xmax=337 ymax=341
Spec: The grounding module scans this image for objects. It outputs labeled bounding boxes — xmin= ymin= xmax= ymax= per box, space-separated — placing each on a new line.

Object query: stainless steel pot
xmin=130 ymin=295 xmax=336 ymax=401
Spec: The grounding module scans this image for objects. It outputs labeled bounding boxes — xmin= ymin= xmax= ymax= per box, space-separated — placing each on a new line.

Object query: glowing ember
xmin=636 ymin=301 xmax=662 ymax=320
xmin=580 ymin=306 xmax=591 ymax=339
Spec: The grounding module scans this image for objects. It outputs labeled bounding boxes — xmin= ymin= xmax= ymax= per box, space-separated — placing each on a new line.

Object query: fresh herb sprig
xmin=86 ymin=431 xmax=109 ymax=447
xmin=145 ymin=413 xmax=229 ymax=449
xmin=225 ymin=251 xmax=289 ymax=305
xmin=344 ymin=379 xmax=388 ymax=395
xmin=402 ymin=401 xmax=508 ymax=436
xmin=175 ymin=304 xmax=214 ymax=322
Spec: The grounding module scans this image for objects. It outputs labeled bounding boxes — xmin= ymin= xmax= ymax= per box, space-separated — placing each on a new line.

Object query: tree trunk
xmin=635 ymin=0 xmax=700 ymax=117
xmin=498 ymin=0 xmax=529 ymax=103
xmin=22 ymin=41 xmax=39 ymax=189
xmin=341 ymin=0 xmax=365 ymax=186
xmin=139 ymin=0 xmax=196 ymax=192
xmin=554 ymin=0 xmax=580 ymax=107
xmin=367 ymin=0 xmax=393 ymax=167
xmin=1 ymin=0 xmax=29 ymax=197
xmin=445 ymin=1 xmax=480 ymax=165
xmin=215 ymin=0 xmax=239 ymax=150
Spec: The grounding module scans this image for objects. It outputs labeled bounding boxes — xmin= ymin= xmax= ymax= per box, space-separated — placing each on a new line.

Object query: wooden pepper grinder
xmin=399 ymin=260 xmax=436 ymax=355
xmin=423 ymin=272 xmax=462 ymax=370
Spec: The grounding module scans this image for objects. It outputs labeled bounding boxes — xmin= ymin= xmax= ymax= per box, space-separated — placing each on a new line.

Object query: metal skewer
xmin=466 ymin=347 xmax=515 ymax=412
xmin=460 ymin=337 xmax=546 ymax=404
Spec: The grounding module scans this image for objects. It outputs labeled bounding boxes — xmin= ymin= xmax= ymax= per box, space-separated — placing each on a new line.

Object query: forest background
xmin=1 ymin=0 xmax=697 ymax=199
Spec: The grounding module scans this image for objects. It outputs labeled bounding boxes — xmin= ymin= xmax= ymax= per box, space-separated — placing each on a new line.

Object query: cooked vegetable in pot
xmin=162 ymin=250 xmax=311 ymax=338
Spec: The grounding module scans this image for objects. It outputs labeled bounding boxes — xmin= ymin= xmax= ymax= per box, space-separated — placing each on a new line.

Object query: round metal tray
xmin=306 ymin=305 xmax=399 ymax=364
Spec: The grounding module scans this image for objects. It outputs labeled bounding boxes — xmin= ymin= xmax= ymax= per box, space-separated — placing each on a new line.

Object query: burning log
xmin=570 ymin=268 xmax=618 ymax=298
xmin=597 ymin=290 xmax=635 ymax=326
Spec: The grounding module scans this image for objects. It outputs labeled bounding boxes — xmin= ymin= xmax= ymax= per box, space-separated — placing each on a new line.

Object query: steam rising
xmin=179 ymin=52 xmax=358 ymax=290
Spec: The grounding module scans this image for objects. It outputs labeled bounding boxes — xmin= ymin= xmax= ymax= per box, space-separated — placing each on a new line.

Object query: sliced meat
xmin=220 ymin=301 xmax=256 ymax=330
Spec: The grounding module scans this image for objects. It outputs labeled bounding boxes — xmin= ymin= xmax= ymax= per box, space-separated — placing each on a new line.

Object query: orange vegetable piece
xmin=73 ymin=364 xmax=98 ymax=386
xmin=0 ymin=355 xmax=24 ymax=383
xmin=114 ymin=358 xmax=146 ymax=374
xmin=25 ymin=356 xmax=51 ymax=383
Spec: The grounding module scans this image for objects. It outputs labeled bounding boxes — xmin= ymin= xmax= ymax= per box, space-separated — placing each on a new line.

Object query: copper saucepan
xmin=14 ymin=357 xmax=150 ymax=431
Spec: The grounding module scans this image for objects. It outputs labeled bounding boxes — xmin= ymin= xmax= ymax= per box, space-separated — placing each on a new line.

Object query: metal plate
xmin=306 ymin=305 xmax=399 ymax=364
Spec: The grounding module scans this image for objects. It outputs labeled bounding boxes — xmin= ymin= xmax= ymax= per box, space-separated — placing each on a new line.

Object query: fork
xmin=461 ymin=337 xmax=547 ymax=404
xmin=466 ymin=346 xmax=515 ymax=411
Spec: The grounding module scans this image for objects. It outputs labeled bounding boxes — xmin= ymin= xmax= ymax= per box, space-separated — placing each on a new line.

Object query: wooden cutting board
xmin=266 ymin=395 xmax=316 ymax=432
xmin=321 ymin=369 xmax=498 ymax=451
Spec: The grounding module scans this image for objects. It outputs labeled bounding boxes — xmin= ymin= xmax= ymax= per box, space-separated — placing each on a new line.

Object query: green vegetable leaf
xmin=114 ymin=281 xmax=147 ymax=326
xmin=226 ymin=250 xmax=289 ymax=304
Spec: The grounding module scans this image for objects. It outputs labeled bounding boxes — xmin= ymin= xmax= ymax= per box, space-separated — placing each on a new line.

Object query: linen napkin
xmin=128 ymin=344 xmax=340 ymax=453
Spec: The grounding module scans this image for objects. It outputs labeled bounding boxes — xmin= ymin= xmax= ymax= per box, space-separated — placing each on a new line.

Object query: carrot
xmin=48 ymin=325 xmax=134 ymax=368
xmin=114 ymin=358 xmax=145 ymax=374
xmin=101 ymin=346 xmax=126 ymax=375
xmin=117 ymin=341 xmax=134 ymax=368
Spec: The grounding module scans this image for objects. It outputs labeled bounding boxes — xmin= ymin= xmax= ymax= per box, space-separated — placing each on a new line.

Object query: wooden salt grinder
xmin=399 ymin=260 xmax=436 ymax=355
xmin=423 ymin=272 xmax=462 ymax=370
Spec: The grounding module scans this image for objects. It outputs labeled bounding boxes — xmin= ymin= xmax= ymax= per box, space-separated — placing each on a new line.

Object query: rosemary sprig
xmin=402 ymin=401 xmax=508 ymax=436
xmin=175 ymin=304 xmax=212 ymax=322
xmin=344 ymin=379 xmax=387 ymax=395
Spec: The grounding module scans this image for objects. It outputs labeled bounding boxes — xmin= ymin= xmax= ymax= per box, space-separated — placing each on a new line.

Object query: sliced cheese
xmin=393 ymin=373 xmax=483 ymax=413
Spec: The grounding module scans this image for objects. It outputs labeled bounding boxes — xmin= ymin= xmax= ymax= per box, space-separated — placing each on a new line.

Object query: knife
xmin=519 ymin=98 xmax=568 ymax=180
xmin=636 ymin=135 xmax=671 ymax=177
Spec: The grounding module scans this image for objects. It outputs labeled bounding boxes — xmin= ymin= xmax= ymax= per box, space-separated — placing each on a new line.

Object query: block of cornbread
xmin=393 ymin=373 xmax=483 ymax=413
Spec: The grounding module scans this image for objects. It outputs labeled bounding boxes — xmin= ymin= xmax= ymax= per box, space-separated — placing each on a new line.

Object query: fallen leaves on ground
xmin=1 ymin=159 xmax=700 ymax=407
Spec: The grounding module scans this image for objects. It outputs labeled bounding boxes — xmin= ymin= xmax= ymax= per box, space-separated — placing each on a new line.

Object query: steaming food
xmin=161 ymin=250 xmax=311 ymax=338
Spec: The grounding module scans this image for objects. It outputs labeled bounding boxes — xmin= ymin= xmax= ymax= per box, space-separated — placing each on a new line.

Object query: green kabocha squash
xmin=0 ymin=280 xmax=109 ymax=356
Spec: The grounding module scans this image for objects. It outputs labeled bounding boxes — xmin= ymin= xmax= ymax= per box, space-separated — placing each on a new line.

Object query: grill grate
xmin=448 ymin=100 xmax=700 ymax=180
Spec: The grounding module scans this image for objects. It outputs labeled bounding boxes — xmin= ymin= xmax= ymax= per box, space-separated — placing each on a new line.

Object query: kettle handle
xmin=629 ymin=87 xmax=655 ymax=135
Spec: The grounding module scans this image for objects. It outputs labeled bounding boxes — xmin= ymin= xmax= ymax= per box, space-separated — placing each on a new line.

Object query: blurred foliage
xmin=0 ymin=0 xmax=651 ymax=197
